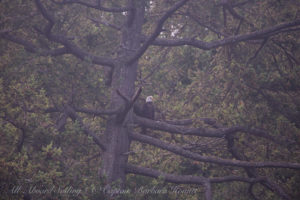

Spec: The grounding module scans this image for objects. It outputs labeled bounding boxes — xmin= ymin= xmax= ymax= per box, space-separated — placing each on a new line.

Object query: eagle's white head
xmin=146 ymin=96 xmax=153 ymax=103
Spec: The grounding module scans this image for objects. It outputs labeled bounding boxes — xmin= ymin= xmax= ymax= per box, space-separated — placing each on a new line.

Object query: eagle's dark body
xmin=141 ymin=102 xmax=155 ymax=120
xmin=133 ymin=97 xmax=155 ymax=134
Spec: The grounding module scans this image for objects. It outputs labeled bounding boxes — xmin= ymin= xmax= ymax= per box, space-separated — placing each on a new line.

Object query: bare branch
xmin=35 ymin=0 xmax=55 ymax=35
xmin=126 ymin=164 xmax=266 ymax=186
xmin=0 ymin=115 xmax=27 ymax=152
xmin=134 ymin=115 xmax=227 ymax=137
xmin=116 ymin=87 xmax=142 ymax=123
xmin=44 ymin=107 xmax=60 ymax=113
xmin=263 ymin=178 xmax=291 ymax=200
xmin=223 ymin=1 xmax=246 ymax=22
xmin=209 ymin=176 xmax=264 ymax=184
xmin=133 ymin=116 xmax=287 ymax=145
xmin=131 ymin=87 xmax=143 ymax=106
xmin=225 ymin=133 xmax=291 ymax=200
xmin=1 ymin=33 xmax=68 ymax=56
xmin=44 ymin=105 xmax=107 ymax=149
xmin=34 ymin=0 xmax=115 ymax=67
xmin=234 ymin=19 xmax=243 ymax=35
xmin=1 ymin=33 xmax=36 ymax=53
xmin=164 ymin=119 xmax=194 ymax=126
xmin=246 ymin=38 xmax=268 ymax=64
xmin=74 ymin=106 xmax=122 ymax=116
xmin=126 ymin=164 xmax=269 ymax=200
xmin=126 ymin=0 xmax=190 ymax=65
xmin=272 ymin=39 xmax=299 ymax=65
xmin=186 ymin=12 xmax=228 ymax=38
xmin=232 ymin=0 xmax=254 ymax=8
xmin=86 ymin=16 xmax=121 ymax=31
xmin=149 ymin=19 xmax=300 ymax=49
xmin=60 ymin=38 xmax=115 ymax=66
xmin=237 ymin=127 xmax=289 ymax=146
xmin=126 ymin=164 xmax=207 ymax=184
xmin=50 ymin=0 xmax=130 ymax=12
xmin=129 ymin=132 xmax=300 ymax=169
xmin=199 ymin=118 xmax=223 ymax=128
xmin=65 ymin=105 xmax=107 ymax=150
xmin=116 ymin=89 xmax=130 ymax=103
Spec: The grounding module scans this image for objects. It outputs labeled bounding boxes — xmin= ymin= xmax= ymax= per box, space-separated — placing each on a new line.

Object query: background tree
xmin=1 ymin=0 xmax=300 ymax=199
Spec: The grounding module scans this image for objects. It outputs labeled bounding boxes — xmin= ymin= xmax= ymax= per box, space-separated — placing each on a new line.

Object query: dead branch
xmin=64 ymin=105 xmax=107 ymax=150
xmin=116 ymin=87 xmax=142 ymax=123
xmin=149 ymin=19 xmax=300 ymax=50
xmin=33 ymin=0 xmax=115 ymax=67
xmin=129 ymin=132 xmax=300 ymax=169
xmin=133 ymin=115 xmax=287 ymax=145
xmin=50 ymin=0 xmax=130 ymax=12
xmin=126 ymin=0 xmax=190 ymax=65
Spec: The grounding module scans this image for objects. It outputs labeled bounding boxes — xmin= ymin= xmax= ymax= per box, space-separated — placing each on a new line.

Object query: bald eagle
xmin=134 ymin=96 xmax=155 ymax=134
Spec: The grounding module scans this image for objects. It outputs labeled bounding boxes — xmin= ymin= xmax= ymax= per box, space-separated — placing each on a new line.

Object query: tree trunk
xmin=100 ymin=0 xmax=145 ymax=186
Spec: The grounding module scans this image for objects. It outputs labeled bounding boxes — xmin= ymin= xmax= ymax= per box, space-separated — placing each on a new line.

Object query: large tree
xmin=1 ymin=0 xmax=300 ymax=199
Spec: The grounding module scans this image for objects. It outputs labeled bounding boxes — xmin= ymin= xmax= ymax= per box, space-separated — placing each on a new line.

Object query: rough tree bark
xmin=99 ymin=0 xmax=146 ymax=185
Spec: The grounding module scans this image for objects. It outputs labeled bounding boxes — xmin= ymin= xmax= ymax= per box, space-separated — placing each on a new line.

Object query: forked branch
xmin=33 ymin=0 xmax=115 ymax=67
xmin=64 ymin=105 xmax=107 ymax=150
xmin=126 ymin=164 xmax=267 ymax=200
xmin=1 ymin=33 xmax=69 ymax=56
xmin=133 ymin=115 xmax=287 ymax=146
xmin=149 ymin=19 xmax=300 ymax=50
xmin=129 ymin=132 xmax=300 ymax=169
xmin=116 ymin=87 xmax=142 ymax=123
xmin=126 ymin=0 xmax=190 ymax=65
